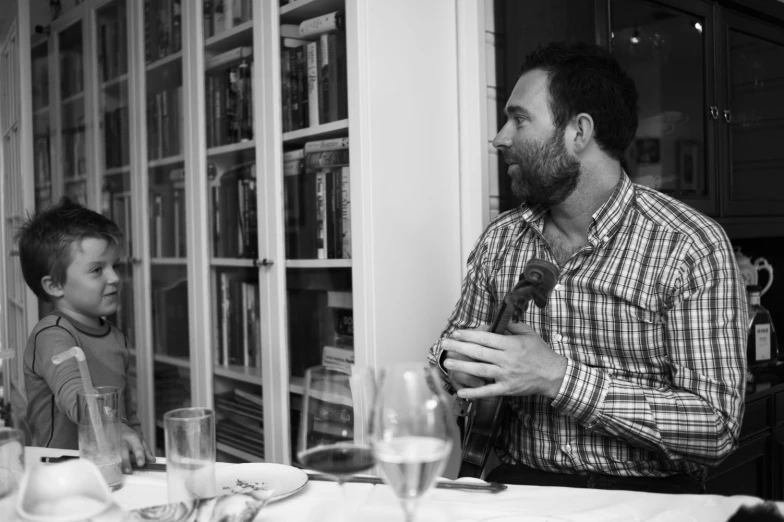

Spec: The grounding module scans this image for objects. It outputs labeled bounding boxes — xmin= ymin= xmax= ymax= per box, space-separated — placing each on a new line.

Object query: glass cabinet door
xmin=144 ymin=0 xmax=190 ymax=452
xmin=57 ymin=21 xmax=88 ymax=205
xmin=720 ymin=11 xmax=784 ymax=216
xmin=610 ymin=0 xmax=716 ymax=215
xmin=202 ymin=2 xmax=264 ymax=463
xmin=32 ymin=39 xmax=53 ymax=212
xmin=279 ymin=0 xmax=353 ymax=462
xmin=94 ymin=0 xmax=138 ymax=409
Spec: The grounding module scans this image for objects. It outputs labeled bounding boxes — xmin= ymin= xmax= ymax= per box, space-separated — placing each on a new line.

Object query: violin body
xmin=457 ymin=258 xmax=559 ymax=478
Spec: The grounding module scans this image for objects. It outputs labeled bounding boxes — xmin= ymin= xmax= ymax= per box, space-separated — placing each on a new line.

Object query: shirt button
xmin=553 ymin=333 xmax=562 ymax=343
xmin=554 ymin=284 xmax=563 ymax=292
xmin=562 ymin=444 xmax=572 ymax=453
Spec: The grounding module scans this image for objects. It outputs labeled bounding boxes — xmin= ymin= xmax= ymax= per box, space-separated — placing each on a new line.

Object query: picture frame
xmin=677 ymin=140 xmax=701 ymax=192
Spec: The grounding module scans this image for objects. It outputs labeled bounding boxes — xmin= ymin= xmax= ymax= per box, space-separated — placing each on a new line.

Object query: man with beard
xmin=428 ymin=41 xmax=746 ymax=494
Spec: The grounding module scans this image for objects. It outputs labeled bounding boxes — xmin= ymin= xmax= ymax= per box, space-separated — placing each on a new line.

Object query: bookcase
xmin=18 ymin=0 xmax=467 ymax=465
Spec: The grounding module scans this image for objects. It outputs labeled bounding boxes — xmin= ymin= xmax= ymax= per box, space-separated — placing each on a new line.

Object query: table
xmin=8 ymin=447 xmax=784 ymax=521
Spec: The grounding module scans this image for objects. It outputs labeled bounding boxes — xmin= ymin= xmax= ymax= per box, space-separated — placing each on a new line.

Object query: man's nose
xmin=493 ymin=122 xmax=512 ymax=150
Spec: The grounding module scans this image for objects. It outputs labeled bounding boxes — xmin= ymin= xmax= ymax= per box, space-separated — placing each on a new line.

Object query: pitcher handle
xmin=754 ymin=257 xmax=774 ymax=296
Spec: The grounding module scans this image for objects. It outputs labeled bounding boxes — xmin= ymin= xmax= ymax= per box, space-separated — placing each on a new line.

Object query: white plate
xmin=201 ymin=463 xmax=309 ymax=502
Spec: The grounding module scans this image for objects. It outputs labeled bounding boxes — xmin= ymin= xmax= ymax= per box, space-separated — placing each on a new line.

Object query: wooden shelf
xmin=280 ymin=0 xmax=344 ymax=23
xmin=282 ymin=120 xmax=348 ymax=145
xmin=286 ymin=259 xmax=351 ymax=269
xmin=214 ymin=364 xmax=263 ymax=385
xmin=206 ymin=20 xmax=253 ymax=53
xmin=153 ymin=354 xmax=190 ymax=369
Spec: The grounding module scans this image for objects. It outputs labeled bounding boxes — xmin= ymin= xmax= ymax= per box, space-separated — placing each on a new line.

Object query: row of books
xmin=150 ymin=167 xmax=187 ymax=258
xmin=204 ymin=0 xmax=254 ymax=39
xmin=62 ymin=122 xmax=87 ymax=179
xmin=288 ymin=289 xmax=353 ymax=378
xmin=97 ymin=8 xmax=129 ymax=82
xmin=215 ymin=273 xmax=261 ymax=368
xmin=215 ymin=389 xmax=264 ymax=459
xmin=205 ymin=50 xmax=254 ymax=148
xmin=283 ymin=138 xmax=351 ymax=260
xmin=211 ymin=161 xmax=258 ymax=259
xmin=146 ymin=86 xmax=184 ymax=161
xmin=281 ymin=14 xmax=348 ymax=132
xmin=103 ymin=106 xmax=130 ymax=168
xmin=144 ymin=0 xmax=182 ymax=64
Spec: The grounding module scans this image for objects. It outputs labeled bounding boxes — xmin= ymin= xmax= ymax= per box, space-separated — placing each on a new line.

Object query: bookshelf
xmin=18 ymin=0 xmax=467 ymax=465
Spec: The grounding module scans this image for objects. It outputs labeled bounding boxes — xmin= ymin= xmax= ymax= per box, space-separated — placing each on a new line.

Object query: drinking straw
xmin=52 ymin=346 xmax=109 ymax=456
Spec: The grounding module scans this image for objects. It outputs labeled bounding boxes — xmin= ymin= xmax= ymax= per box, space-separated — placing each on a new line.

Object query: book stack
xmin=322 ymin=291 xmax=354 ymax=370
xmin=215 ymin=390 xmax=264 ymax=459
xmin=205 ymin=47 xmax=254 ymax=147
xmin=280 ymin=11 xmax=348 ymax=132
xmin=306 ymin=386 xmax=354 ymax=447
xmin=215 ymin=272 xmax=261 ymax=368
xmin=144 ymin=0 xmax=182 ymax=64
xmin=283 ymin=137 xmax=350 ymax=260
xmin=203 ymin=0 xmax=253 ymax=39
xmin=211 ymin=161 xmax=257 ymax=258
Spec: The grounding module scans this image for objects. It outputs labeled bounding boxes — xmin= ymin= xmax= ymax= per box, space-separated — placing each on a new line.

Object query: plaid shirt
xmin=430 ymin=175 xmax=747 ymax=480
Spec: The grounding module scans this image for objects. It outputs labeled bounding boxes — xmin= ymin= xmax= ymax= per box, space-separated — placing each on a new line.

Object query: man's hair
xmin=15 ymin=197 xmax=123 ymax=302
xmin=519 ymin=41 xmax=639 ymax=163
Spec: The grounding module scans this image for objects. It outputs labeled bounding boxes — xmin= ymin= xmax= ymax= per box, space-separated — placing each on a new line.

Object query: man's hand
xmin=120 ymin=423 xmax=155 ymax=474
xmin=442 ymin=321 xmax=567 ymax=400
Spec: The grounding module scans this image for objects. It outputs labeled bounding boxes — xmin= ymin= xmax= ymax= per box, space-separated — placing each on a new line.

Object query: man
xmin=429 ymin=41 xmax=747 ymax=494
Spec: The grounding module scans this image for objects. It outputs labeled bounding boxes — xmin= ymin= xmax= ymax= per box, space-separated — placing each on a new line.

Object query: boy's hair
xmin=15 ymin=197 xmax=124 ymax=302
xmin=519 ymin=41 xmax=639 ymax=163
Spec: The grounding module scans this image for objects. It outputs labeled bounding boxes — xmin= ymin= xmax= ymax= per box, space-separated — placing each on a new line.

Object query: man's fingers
xmin=444 ymin=357 xmax=496 ymax=380
xmin=120 ymin=446 xmax=132 ymax=474
xmin=449 ymin=370 xmax=487 ymax=390
xmin=456 ymin=382 xmax=507 ymax=400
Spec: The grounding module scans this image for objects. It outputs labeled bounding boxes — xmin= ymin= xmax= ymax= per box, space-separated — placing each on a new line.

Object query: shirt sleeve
xmin=121 ymin=337 xmax=143 ymax=435
xmin=32 ymin=327 xmax=84 ymax=424
xmin=428 ymin=233 xmax=496 ymax=392
xmin=551 ymin=237 xmax=748 ymax=467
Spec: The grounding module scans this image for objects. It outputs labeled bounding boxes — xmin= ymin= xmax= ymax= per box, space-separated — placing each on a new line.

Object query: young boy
xmin=16 ymin=197 xmax=155 ymax=473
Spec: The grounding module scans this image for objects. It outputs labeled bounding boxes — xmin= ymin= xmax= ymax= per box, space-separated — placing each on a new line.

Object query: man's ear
xmin=568 ymin=112 xmax=595 ymax=155
xmin=41 ymin=275 xmax=64 ymax=299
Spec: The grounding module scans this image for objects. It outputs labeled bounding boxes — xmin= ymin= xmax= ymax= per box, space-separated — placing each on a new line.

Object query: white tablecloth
xmin=8 ymin=447 xmax=784 ymax=522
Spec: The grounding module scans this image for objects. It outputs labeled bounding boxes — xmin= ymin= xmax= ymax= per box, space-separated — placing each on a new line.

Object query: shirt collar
xmin=515 ymin=172 xmax=634 ymax=246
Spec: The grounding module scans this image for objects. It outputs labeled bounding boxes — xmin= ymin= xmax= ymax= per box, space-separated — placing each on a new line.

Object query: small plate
xmin=192 ymin=463 xmax=308 ymax=503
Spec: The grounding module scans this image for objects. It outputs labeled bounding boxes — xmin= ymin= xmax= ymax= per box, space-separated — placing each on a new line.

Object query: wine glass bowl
xmin=297 ymin=365 xmax=376 ymax=484
xmin=370 ymin=363 xmax=455 ymax=522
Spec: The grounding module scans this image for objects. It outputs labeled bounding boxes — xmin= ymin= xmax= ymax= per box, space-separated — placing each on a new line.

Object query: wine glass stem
xmin=402 ymin=498 xmax=417 ymax=522
xmin=338 ymin=481 xmax=353 ymax=522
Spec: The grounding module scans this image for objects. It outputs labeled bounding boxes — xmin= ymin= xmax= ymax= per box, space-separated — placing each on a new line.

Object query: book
xmin=322 ymin=345 xmax=354 ymax=369
xmin=299 ymin=11 xmax=344 ymax=39
xmin=280 ymin=23 xmax=300 ymax=39
xmin=306 ymin=40 xmax=320 ymax=128
xmin=340 ymin=166 xmax=351 ymax=259
xmin=304 ymin=137 xmax=349 ymax=153
xmin=314 ymin=170 xmax=328 ymax=259
xmin=304 ymin=149 xmax=349 ymax=170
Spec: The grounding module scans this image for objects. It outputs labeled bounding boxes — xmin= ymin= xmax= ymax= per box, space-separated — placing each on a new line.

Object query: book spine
xmin=319 ymin=33 xmax=330 ymax=125
xmin=304 ymin=149 xmax=349 ymax=170
xmin=299 ymin=11 xmax=344 ymax=39
xmin=220 ymin=273 xmax=230 ymax=366
xmin=315 ymin=171 xmax=327 ymax=259
xmin=341 ymin=166 xmax=351 ymax=259
xmin=304 ymin=137 xmax=349 ymax=153
xmin=242 ymin=282 xmax=249 ymax=367
xmin=306 ymin=41 xmax=320 ymax=128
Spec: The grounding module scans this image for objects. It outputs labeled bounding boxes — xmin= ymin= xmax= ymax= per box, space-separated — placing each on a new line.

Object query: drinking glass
xmin=77 ymin=386 xmax=123 ymax=490
xmin=164 ymin=407 xmax=216 ymax=503
xmin=0 ymin=428 xmax=24 ymax=519
xmin=370 ymin=363 xmax=455 ymax=522
xmin=297 ymin=365 xmax=375 ymax=513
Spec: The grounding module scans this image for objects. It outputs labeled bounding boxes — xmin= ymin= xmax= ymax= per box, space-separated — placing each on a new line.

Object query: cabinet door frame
xmin=605 ymin=0 xmax=720 ymax=215
xmin=716 ymin=8 xmax=784 ymax=217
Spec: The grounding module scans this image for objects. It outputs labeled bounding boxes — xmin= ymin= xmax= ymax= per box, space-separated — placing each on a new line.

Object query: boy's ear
xmin=41 ymin=276 xmax=64 ymax=299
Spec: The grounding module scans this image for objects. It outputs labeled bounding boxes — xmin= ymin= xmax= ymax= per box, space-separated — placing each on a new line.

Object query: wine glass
xmin=297 ymin=365 xmax=376 ymax=516
xmin=370 ymin=362 xmax=456 ymax=522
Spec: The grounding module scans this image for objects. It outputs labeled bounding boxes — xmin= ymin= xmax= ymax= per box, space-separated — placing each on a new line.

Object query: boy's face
xmin=46 ymin=237 xmax=121 ymax=327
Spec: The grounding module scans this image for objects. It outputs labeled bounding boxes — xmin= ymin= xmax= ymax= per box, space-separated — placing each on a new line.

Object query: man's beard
xmin=507 ymin=128 xmax=581 ymax=207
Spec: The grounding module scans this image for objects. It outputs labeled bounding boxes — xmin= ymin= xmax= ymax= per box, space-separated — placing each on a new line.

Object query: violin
xmin=457 ymin=258 xmax=559 ymax=478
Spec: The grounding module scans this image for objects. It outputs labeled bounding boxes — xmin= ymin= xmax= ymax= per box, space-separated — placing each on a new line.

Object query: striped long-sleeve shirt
xmin=429 ymin=174 xmax=747 ymax=480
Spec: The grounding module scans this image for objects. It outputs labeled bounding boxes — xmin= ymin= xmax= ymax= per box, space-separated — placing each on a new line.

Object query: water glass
xmin=0 ymin=428 xmax=24 ymax=519
xmin=164 ymin=407 xmax=216 ymax=503
xmin=370 ymin=363 xmax=455 ymax=522
xmin=77 ymin=386 xmax=123 ymax=490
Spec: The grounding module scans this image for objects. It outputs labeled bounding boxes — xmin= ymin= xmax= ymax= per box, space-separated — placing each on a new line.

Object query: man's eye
xmin=515 ymin=117 xmax=527 ymax=126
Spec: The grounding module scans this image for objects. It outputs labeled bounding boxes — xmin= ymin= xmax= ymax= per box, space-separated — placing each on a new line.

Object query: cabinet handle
xmin=254 ymin=258 xmax=274 ymax=267
xmin=710 ymin=106 xmax=719 ymax=120
xmin=724 ymin=109 xmax=732 ymax=123
xmin=129 ymin=257 xmax=142 ymax=265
